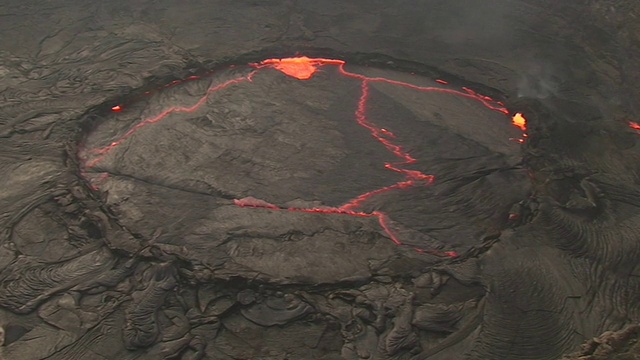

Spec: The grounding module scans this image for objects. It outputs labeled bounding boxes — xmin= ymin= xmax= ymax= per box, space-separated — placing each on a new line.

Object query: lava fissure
xmin=82 ymin=56 xmax=529 ymax=259
xmin=337 ymin=65 xmax=510 ymax=115
xmin=85 ymin=73 xmax=256 ymax=168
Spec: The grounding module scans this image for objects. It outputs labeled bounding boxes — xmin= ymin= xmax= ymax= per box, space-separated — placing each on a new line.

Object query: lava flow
xmin=82 ymin=56 xmax=527 ymax=259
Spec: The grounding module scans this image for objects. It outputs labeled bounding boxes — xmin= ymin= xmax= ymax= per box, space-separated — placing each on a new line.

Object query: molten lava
xmin=82 ymin=56 xmax=528 ymax=259
xmin=512 ymin=112 xmax=527 ymax=131
xmin=630 ymin=121 xmax=640 ymax=131
xmin=257 ymin=56 xmax=345 ymax=80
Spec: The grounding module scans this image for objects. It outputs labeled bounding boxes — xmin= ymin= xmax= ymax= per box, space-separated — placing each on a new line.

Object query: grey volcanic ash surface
xmin=1 ymin=1 xmax=640 ymax=359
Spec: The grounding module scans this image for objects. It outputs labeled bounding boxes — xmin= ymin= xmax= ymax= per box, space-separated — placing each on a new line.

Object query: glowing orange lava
xmin=111 ymin=105 xmax=122 ymax=112
xmin=257 ymin=56 xmax=345 ymax=80
xmin=630 ymin=121 xmax=640 ymax=131
xmin=512 ymin=112 xmax=527 ymax=131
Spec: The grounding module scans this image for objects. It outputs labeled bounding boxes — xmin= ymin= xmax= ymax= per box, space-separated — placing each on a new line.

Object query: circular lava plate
xmin=78 ymin=57 xmax=529 ymax=284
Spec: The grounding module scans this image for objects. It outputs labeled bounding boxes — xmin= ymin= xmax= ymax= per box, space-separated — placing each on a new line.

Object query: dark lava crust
xmin=1 ymin=1 xmax=640 ymax=360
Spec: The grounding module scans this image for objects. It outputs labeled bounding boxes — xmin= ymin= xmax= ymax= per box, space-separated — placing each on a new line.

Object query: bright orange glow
xmin=630 ymin=121 xmax=640 ymax=131
xmin=111 ymin=105 xmax=122 ymax=112
xmin=512 ymin=112 xmax=527 ymax=131
xmin=258 ymin=56 xmax=345 ymax=80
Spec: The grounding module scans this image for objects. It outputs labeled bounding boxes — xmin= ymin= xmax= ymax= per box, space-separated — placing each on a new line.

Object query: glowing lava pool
xmin=79 ymin=57 xmax=529 ymax=282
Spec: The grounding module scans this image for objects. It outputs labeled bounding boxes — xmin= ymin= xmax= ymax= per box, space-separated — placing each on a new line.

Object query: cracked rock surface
xmin=1 ymin=1 xmax=640 ymax=359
